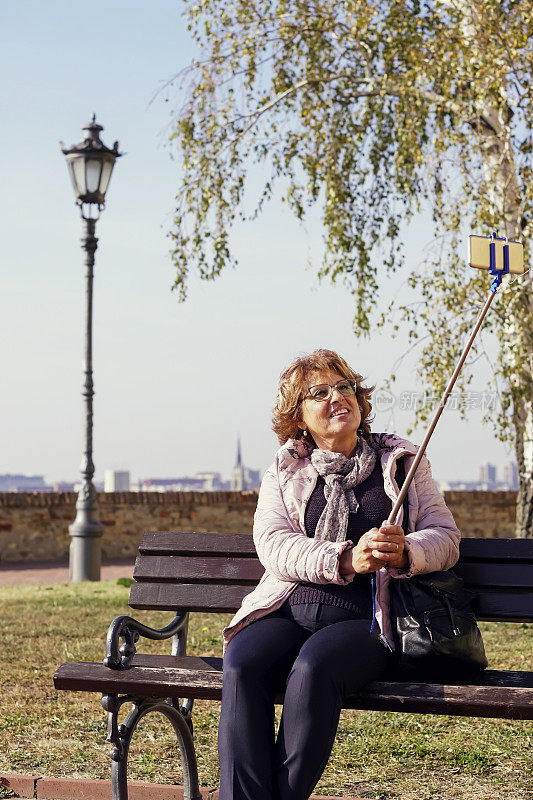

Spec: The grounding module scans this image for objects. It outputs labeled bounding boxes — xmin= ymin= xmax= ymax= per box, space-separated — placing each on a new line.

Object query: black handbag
xmin=389 ymin=458 xmax=488 ymax=678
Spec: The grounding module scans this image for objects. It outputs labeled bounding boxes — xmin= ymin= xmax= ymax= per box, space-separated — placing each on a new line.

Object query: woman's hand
xmin=339 ymin=522 xmax=409 ymax=576
xmin=369 ymin=521 xmax=408 ymax=570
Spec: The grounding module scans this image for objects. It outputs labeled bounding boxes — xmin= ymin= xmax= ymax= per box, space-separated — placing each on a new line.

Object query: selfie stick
xmin=386 ymin=232 xmax=524 ymax=526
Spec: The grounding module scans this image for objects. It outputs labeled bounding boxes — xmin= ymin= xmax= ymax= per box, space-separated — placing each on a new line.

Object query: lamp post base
xmin=69 ymin=529 xmax=103 ymax=582
xmin=69 ymin=482 xmax=104 ymax=582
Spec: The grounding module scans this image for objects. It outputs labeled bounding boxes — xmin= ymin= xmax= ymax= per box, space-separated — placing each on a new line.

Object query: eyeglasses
xmin=305 ymin=379 xmax=356 ymax=402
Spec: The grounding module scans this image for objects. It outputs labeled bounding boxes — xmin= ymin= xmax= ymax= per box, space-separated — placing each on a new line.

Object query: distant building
xmin=0 ymin=474 xmax=49 ymax=492
xmin=104 ymin=470 xmax=131 ymax=492
xmin=230 ymin=438 xmax=261 ymax=491
xmin=231 ymin=439 xmax=245 ymax=492
xmin=502 ymin=462 xmax=518 ymax=490
xmin=195 ymin=472 xmax=226 ymax=491
xmin=138 ymin=476 xmax=217 ymax=492
xmin=438 ymin=459 xmax=519 ymax=492
xmin=130 ymin=441 xmax=261 ymax=494
xmin=479 ymin=463 xmax=497 ymax=485
xmin=438 ymin=480 xmax=484 ymax=492
xmin=244 ymin=467 xmax=261 ymax=490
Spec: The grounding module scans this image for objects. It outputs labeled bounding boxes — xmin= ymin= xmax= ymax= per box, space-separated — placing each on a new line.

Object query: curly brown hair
xmin=272 ymin=349 xmax=374 ymax=445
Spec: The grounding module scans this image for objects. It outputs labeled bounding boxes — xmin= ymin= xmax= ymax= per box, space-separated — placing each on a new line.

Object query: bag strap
xmin=394 ymin=456 xmax=410 ymax=534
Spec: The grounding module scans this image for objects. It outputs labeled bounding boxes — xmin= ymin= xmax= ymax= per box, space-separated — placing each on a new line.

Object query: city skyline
xmin=0 ymin=456 xmax=519 ymax=493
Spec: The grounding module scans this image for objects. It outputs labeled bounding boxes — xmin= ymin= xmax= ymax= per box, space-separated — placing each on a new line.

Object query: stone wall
xmin=442 ymin=490 xmax=517 ymax=539
xmin=0 ymin=489 xmax=518 ymax=563
xmin=0 ymin=491 xmax=259 ymax=563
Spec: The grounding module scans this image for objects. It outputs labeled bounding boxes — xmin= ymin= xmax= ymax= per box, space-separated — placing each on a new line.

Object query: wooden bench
xmin=54 ymin=532 xmax=533 ymax=800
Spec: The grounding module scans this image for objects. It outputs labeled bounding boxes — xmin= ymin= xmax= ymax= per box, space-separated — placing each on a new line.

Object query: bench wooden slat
xmin=129 ymin=580 xmax=532 ymax=621
xmin=347 ymin=679 xmax=533 ymax=719
xmin=137 ymin=533 xmax=533 ymax=563
xmin=453 ymin=562 xmax=533 ymax=588
xmin=133 ymin=555 xmax=264 ymax=583
xmin=139 ymin=531 xmax=256 ymax=557
xmin=475 ymin=590 xmax=533 ymax=621
xmin=53 ymin=657 xmax=533 ymax=720
xmin=459 ymin=538 xmax=533 ymax=561
xmin=129 ymin=581 xmax=253 ymax=611
xmin=134 ymin=556 xmax=532 ymax=589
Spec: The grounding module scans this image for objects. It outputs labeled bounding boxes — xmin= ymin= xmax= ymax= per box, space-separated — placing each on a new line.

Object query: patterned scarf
xmin=310 ymin=436 xmax=377 ymax=542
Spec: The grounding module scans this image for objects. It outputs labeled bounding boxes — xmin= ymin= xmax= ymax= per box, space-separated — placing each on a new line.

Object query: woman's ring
xmin=395 ymin=543 xmax=399 ymax=551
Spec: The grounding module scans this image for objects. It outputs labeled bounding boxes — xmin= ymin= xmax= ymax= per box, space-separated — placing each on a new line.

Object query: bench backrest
xmin=130 ymin=532 xmax=533 ymax=623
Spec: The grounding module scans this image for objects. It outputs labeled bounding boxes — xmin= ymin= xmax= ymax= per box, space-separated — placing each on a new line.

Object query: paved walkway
xmin=0 ymin=558 xmax=135 ymax=585
xmin=1 ymin=773 xmax=361 ymax=799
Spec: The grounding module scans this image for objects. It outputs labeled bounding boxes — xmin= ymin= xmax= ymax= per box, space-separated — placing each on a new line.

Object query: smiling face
xmin=298 ymin=370 xmax=361 ymax=456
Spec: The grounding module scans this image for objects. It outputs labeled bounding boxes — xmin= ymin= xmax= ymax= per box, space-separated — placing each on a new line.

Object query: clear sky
xmin=1 ymin=0 xmax=514 ymax=486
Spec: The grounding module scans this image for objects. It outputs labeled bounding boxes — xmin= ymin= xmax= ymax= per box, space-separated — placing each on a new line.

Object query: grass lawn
xmin=0 ymin=581 xmax=531 ymax=800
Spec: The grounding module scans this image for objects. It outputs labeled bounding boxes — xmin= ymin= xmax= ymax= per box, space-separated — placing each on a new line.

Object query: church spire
xmin=231 ymin=436 xmax=245 ymax=491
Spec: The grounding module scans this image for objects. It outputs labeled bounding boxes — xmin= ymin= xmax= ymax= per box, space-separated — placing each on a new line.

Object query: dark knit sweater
xmin=288 ymin=459 xmax=393 ymax=616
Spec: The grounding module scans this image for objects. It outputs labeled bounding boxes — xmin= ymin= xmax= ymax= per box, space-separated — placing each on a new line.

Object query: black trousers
xmin=218 ymin=601 xmax=391 ymax=800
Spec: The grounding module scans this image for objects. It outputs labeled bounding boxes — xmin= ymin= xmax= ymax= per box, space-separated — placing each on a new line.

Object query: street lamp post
xmin=60 ymin=115 xmax=122 ymax=582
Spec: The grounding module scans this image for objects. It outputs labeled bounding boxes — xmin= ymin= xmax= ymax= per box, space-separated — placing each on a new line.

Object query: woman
xmin=218 ymin=349 xmax=460 ymax=800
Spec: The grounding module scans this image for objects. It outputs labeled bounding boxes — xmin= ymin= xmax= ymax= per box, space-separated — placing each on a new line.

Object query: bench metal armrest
xmin=104 ymin=612 xmax=189 ymax=669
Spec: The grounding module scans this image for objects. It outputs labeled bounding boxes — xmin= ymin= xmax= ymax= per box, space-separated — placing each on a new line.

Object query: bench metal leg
xmin=171 ymin=616 xmax=195 ymax=734
xmin=102 ymin=694 xmax=203 ymax=800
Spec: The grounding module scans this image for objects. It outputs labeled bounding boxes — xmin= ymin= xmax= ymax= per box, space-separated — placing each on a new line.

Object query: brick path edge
xmin=0 ymin=774 xmax=364 ymax=800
